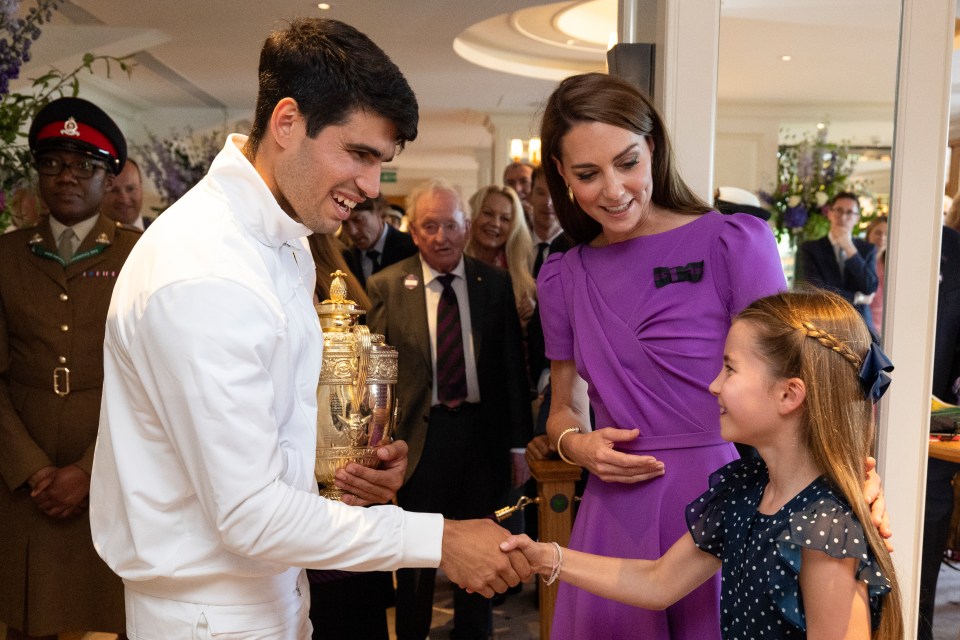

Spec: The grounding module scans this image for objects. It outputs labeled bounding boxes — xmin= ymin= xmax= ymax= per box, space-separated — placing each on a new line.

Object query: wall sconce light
xmin=509 ymin=137 xmax=542 ymax=165
xmin=510 ymin=138 xmax=524 ymax=162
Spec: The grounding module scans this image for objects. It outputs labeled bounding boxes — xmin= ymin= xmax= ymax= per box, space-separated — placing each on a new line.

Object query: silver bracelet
xmin=543 ymin=541 xmax=563 ymax=585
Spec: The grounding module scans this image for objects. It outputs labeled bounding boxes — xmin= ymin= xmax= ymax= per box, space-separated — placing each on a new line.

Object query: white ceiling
xmin=10 ymin=0 xmax=952 ymax=171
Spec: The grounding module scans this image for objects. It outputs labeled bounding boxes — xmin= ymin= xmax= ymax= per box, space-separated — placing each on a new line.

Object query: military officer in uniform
xmin=0 ymin=97 xmax=137 ymax=640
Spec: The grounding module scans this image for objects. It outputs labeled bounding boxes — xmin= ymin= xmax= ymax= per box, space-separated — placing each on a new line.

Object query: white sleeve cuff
xmin=399 ymin=511 xmax=444 ymax=568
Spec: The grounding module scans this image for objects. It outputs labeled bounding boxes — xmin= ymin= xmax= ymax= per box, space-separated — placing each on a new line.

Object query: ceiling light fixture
xmin=317 ymin=3 xmax=331 ymax=10
xmin=780 ymin=55 xmax=792 ymax=62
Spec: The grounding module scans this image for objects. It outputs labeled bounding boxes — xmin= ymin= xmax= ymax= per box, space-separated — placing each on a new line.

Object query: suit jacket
xmin=0 ymin=214 xmax=138 ymax=633
xmin=796 ymin=235 xmax=878 ymax=330
xmin=933 ymin=226 xmax=960 ymax=401
xmin=343 ymin=224 xmax=417 ymax=288
xmin=366 ymin=254 xmax=532 ymax=486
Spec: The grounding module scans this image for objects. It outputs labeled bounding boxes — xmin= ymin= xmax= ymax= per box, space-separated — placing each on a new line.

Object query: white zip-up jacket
xmin=90 ymin=134 xmax=442 ymax=605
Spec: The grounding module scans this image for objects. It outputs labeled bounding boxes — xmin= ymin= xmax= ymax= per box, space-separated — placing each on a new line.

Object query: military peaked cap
xmin=28 ymin=97 xmax=127 ymax=175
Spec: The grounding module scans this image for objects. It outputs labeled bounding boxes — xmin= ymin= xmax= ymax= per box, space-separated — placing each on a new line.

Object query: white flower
xmin=815 ymin=192 xmax=829 ymax=206
xmin=787 ymin=195 xmax=802 ymax=207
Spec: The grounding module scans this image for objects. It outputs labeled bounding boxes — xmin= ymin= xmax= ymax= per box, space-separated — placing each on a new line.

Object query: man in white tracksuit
xmin=89 ymin=18 xmax=530 ymax=639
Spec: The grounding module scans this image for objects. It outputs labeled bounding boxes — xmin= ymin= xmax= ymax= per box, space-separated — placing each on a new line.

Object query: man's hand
xmin=32 ymin=465 xmax=89 ymax=519
xmin=440 ymin=519 xmax=532 ymax=597
xmin=27 ymin=465 xmax=57 ymax=494
xmin=336 ymin=439 xmax=408 ymax=507
xmin=524 ymin=434 xmax=553 ymax=466
xmin=511 ymin=451 xmax=531 ymax=487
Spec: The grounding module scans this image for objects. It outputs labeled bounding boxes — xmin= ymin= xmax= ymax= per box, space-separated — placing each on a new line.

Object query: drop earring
xmin=567 ymin=185 xmax=574 ymax=202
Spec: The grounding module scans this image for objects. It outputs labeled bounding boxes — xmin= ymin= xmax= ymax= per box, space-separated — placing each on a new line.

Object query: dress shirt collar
xmin=49 ymin=213 xmax=100 ymax=247
xmin=371 ymin=223 xmax=389 ymax=255
xmin=420 ymin=254 xmax=466 ymax=287
xmin=532 ymin=227 xmax=564 ymax=246
xmin=207 ymin=134 xmax=313 ymax=248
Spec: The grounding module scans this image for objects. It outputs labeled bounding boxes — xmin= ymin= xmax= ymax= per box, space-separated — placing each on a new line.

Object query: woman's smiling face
xmin=555 ymin=121 xmax=655 ymax=244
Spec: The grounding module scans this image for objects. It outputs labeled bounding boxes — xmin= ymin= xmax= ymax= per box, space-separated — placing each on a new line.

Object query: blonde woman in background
xmin=466 ymin=185 xmax=537 ymax=328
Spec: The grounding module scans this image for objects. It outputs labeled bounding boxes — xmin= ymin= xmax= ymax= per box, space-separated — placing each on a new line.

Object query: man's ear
xmin=269 ymin=97 xmax=301 ymax=150
xmin=778 ymin=377 xmax=806 ymax=416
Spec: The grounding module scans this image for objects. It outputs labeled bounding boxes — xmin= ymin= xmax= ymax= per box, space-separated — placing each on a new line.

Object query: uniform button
xmin=59 ymin=356 xmax=67 ymax=364
xmin=59 ymin=293 xmax=69 ymax=301
xmin=60 ymin=324 xmax=69 ymax=332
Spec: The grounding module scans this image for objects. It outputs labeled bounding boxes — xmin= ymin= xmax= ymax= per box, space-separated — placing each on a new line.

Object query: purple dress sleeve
xmin=712 ymin=214 xmax=787 ymax=317
xmin=536 ymin=251 xmax=575 ymax=362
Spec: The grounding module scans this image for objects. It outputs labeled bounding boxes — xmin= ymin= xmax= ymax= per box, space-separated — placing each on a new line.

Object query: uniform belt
xmin=9 ymin=370 xmax=101 ymax=395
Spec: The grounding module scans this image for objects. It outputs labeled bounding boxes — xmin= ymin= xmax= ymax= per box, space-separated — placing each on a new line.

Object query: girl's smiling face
xmin=709 ymin=320 xmax=786 ymax=448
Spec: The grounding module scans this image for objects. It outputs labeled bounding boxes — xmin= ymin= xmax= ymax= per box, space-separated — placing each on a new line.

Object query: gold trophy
xmin=315 ymin=271 xmax=398 ymax=500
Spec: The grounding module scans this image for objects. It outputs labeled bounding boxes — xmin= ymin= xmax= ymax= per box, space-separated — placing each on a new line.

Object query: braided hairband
xmin=796 ymin=320 xmax=894 ymax=403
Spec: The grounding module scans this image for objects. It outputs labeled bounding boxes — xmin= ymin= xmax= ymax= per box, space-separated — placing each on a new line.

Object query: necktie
xmin=533 ymin=242 xmax=549 ymax=278
xmin=58 ymin=228 xmax=77 ymax=262
xmin=367 ymin=249 xmax=382 ymax=274
xmin=435 ymin=274 xmax=467 ymax=405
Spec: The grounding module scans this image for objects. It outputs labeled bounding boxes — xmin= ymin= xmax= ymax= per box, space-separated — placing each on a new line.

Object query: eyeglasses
xmin=35 ymin=156 xmax=107 ymax=179
xmin=832 ymin=207 xmax=860 ymax=217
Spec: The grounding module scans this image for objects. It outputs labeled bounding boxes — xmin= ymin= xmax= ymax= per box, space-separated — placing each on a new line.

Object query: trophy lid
xmin=316 ymin=270 xmax=365 ymax=331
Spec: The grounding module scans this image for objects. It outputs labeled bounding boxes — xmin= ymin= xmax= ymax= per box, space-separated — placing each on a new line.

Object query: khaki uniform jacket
xmin=0 ymin=214 xmax=139 ymax=635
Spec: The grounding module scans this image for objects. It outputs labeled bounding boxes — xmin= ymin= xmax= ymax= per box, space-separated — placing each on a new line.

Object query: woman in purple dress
xmin=536 ymin=72 xmax=787 ymax=639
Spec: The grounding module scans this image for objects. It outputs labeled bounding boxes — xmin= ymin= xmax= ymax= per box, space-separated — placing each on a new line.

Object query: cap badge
xmin=60 ymin=117 xmax=81 ymax=137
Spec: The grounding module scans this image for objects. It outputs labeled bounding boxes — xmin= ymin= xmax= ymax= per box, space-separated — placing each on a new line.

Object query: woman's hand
xmin=864 ymin=456 xmax=893 ymax=552
xmin=560 ymin=428 xmax=665 ymax=484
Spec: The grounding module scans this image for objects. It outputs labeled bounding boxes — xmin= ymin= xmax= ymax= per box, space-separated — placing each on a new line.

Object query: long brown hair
xmin=308 ymin=233 xmax=371 ymax=310
xmin=737 ymin=290 xmax=902 ymax=640
xmin=540 ymin=73 xmax=711 ymax=244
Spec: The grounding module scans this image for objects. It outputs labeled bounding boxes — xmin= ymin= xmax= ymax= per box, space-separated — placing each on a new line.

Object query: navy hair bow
xmin=858 ymin=341 xmax=894 ymax=403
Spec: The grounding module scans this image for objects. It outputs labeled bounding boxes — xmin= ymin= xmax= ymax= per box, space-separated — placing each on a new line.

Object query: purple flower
xmin=783 ymin=205 xmax=809 ymax=229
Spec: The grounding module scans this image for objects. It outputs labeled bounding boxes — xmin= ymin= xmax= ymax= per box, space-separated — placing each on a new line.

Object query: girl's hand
xmin=500 ymin=534 xmax=553 ymax=578
xmin=560 ymin=428 xmax=665 ymax=484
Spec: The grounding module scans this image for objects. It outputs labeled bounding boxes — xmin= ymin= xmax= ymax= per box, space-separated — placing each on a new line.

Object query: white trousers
xmin=125 ymin=570 xmax=312 ymax=640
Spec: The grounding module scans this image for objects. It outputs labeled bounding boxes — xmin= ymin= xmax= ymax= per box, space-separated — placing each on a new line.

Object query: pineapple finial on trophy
xmin=324 ymin=270 xmax=352 ymax=305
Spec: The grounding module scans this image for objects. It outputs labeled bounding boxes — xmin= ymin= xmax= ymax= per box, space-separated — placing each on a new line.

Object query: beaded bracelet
xmin=556 ymin=426 xmax=582 ymax=465
xmin=543 ymin=541 xmax=563 ymax=585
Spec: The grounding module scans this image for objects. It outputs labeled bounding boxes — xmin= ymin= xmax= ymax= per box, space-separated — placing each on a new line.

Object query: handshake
xmin=439 ymin=519 xmax=541 ymax=597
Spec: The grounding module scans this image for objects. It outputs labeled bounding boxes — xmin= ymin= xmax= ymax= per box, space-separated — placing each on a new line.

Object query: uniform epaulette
xmin=114 ymin=221 xmax=144 ymax=233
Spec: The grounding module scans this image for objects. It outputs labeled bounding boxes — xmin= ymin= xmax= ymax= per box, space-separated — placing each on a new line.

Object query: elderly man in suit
xmin=341 ymin=194 xmax=416 ymax=287
xmin=796 ymin=191 xmax=879 ymax=333
xmin=0 ymin=97 xmax=138 ymax=640
xmin=367 ymin=178 xmax=533 ymax=640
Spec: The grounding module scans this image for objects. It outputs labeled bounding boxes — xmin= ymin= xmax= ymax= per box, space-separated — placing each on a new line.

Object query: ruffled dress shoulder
xmin=686 ymin=458 xmax=892 ymax=637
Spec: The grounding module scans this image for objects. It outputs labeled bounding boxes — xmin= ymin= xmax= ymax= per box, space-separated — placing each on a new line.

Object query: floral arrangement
xmin=136 ymin=127 xmax=225 ymax=211
xmin=0 ymin=0 xmax=131 ymax=232
xmin=760 ymin=127 xmax=859 ymax=245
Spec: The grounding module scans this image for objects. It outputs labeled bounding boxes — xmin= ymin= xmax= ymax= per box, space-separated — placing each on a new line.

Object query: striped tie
xmin=435 ymin=273 xmax=467 ymax=405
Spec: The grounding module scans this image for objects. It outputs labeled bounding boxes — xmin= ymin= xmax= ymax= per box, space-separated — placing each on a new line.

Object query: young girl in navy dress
xmin=503 ymin=290 xmax=903 ymax=639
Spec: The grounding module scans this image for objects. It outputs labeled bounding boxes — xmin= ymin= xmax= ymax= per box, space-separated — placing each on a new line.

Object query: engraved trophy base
xmin=315 ymin=445 xmax=381 ymax=501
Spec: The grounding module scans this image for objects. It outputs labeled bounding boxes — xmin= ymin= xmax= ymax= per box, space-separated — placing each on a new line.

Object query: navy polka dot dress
xmin=686 ymin=458 xmax=891 ymax=638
